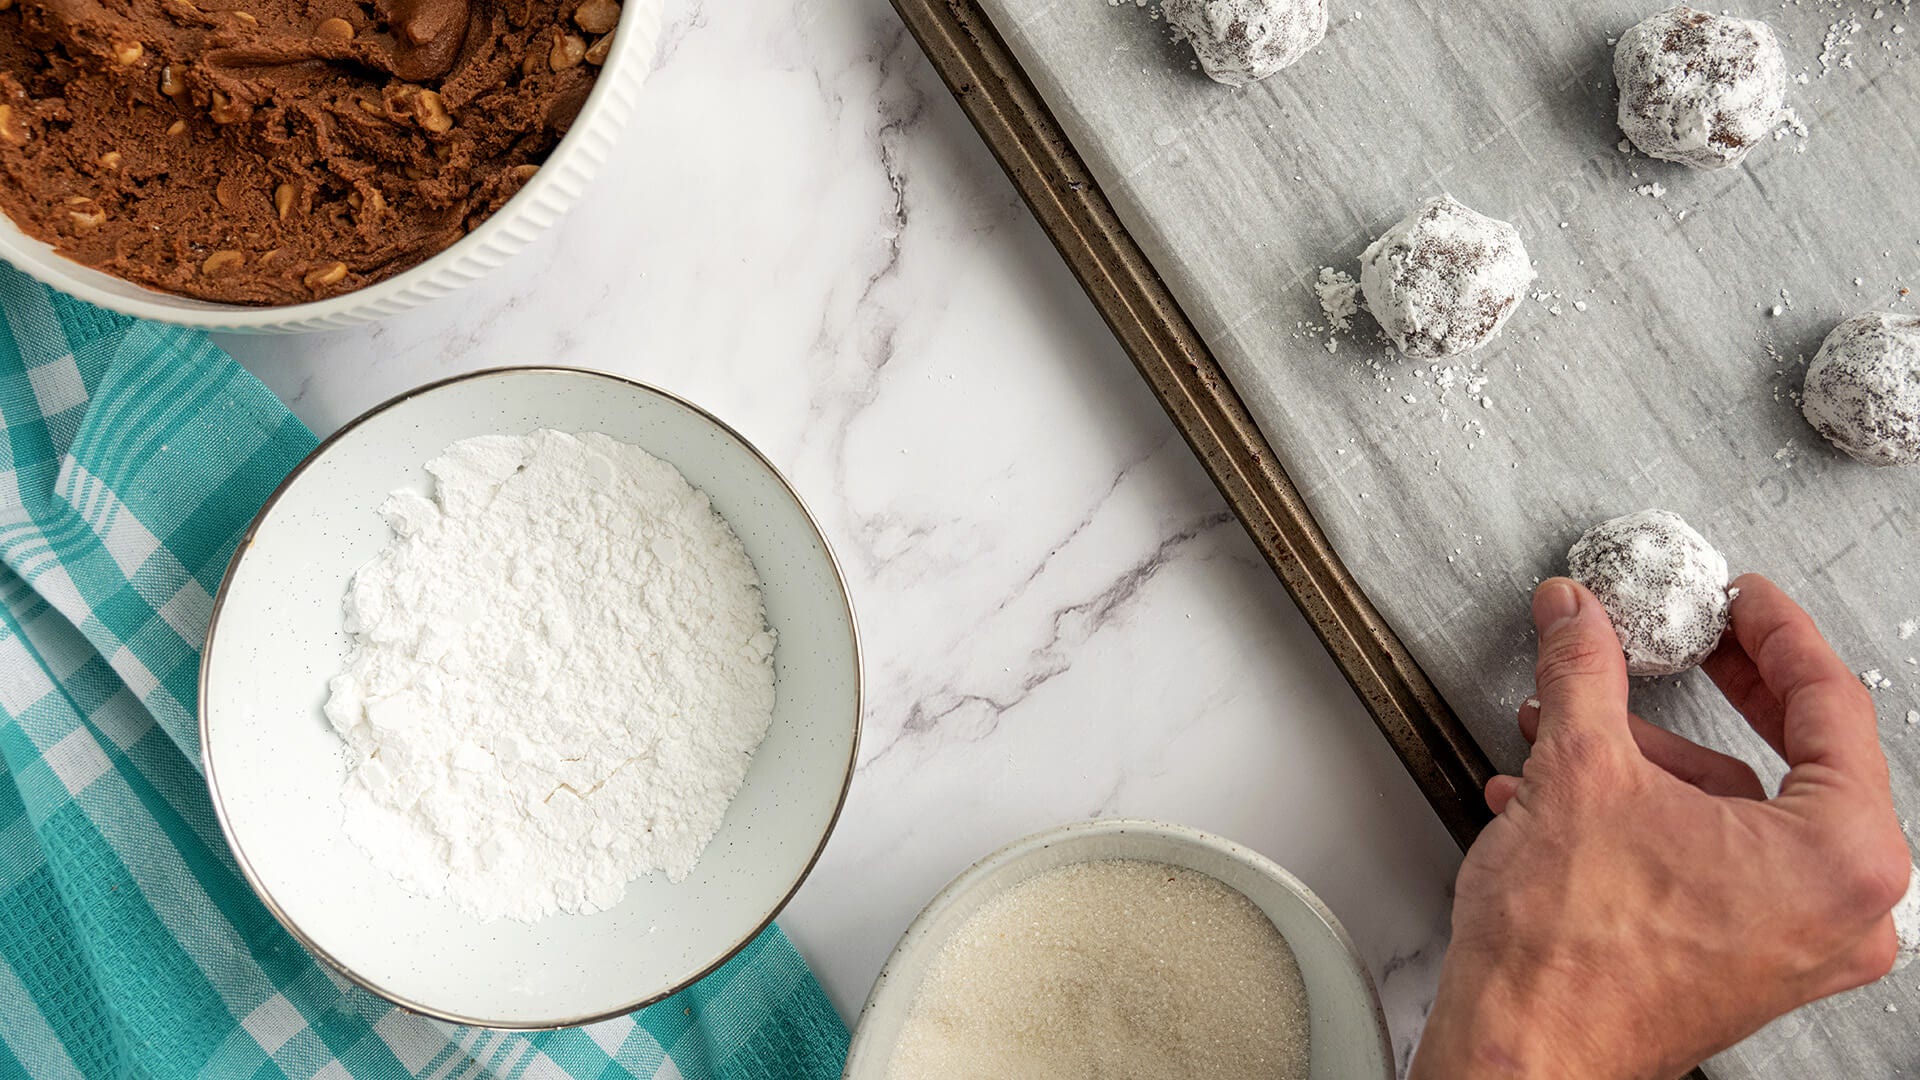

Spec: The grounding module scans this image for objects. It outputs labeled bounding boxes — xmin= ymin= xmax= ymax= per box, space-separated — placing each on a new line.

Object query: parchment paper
xmin=974 ymin=0 xmax=1920 ymax=1073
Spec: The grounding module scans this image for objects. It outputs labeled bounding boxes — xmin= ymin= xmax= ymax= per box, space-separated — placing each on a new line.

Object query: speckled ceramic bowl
xmin=843 ymin=818 xmax=1393 ymax=1079
xmin=201 ymin=367 xmax=861 ymax=1027
xmin=0 ymin=2 xmax=661 ymax=333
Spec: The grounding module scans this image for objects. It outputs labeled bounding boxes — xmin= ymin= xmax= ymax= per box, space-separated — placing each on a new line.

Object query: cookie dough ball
xmin=1614 ymin=6 xmax=1787 ymax=170
xmin=1802 ymin=312 xmax=1920 ymax=467
xmin=1358 ymin=195 xmax=1533 ymax=360
xmin=1164 ymin=0 xmax=1327 ymax=87
xmin=1568 ymin=509 xmax=1731 ymax=677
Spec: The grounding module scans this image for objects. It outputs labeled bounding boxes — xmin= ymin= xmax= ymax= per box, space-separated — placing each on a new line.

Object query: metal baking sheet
xmin=919 ymin=0 xmax=1920 ymax=1075
xmin=889 ymin=0 xmax=1498 ymax=851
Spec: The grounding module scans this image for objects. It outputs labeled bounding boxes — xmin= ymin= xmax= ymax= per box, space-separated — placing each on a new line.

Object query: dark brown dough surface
xmin=0 ymin=0 xmax=617 ymax=304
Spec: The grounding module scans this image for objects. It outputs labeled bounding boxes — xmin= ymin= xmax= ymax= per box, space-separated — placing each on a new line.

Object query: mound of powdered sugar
xmin=1359 ymin=195 xmax=1533 ymax=360
xmin=1163 ymin=0 xmax=1327 ymax=87
xmin=1568 ymin=509 xmax=1732 ymax=677
xmin=324 ymin=430 xmax=776 ymax=923
xmin=1801 ymin=311 xmax=1920 ymax=467
xmin=1614 ymin=6 xmax=1787 ymax=170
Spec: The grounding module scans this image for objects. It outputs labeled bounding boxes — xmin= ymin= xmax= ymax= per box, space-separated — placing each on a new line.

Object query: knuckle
xmin=1535 ymin=634 xmax=1617 ymax=690
xmin=1537 ymin=727 xmax=1628 ymax=784
xmin=1843 ymin=682 xmax=1880 ymax=718
xmin=1825 ymin=678 xmax=1878 ymax=718
xmin=1845 ymin=925 xmax=1901 ymax=987
xmin=1835 ymin=837 xmax=1913 ymax=918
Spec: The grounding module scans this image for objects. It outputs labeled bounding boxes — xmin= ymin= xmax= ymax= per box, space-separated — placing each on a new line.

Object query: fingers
xmin=1529 ymin=578 xmax=1632 ymax=747
xmin=1516 ymin=699 xmax=1765 ymax=799
xmin=1485 ymin=774 xmax=1521 ymax=814
xmin=1724 ymin=574 xmax=1886 ymax=784
xmin=1701 ymin=632 xmax=1786 ymax=757
xmin=1622 ymin=717 xmax=1765 ymax=798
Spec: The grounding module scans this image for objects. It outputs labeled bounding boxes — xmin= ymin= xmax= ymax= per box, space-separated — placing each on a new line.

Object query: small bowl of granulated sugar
xmin=200 ymin=366 xmax=859 ymax=1027
xmin=844 ymin=818 xmax=1392 ymax=1080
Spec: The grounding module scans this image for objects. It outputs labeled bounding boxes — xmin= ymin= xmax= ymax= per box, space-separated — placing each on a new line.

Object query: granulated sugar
xmin=885 ymin=859 xmax=1309 ymax=1079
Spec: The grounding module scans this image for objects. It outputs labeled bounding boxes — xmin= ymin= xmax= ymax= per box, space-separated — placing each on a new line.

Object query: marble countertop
xmin=217 ymin=0 xmax=1462 ymax=1068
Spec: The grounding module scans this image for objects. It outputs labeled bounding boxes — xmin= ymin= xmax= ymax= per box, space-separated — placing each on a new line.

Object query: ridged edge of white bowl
xmin=0 ymin=0 xmax=660 ymax=334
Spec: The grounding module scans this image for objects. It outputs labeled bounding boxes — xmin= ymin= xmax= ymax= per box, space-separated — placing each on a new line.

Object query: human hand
xmin=1408 ymin=574 xmax=1912 ymax=1080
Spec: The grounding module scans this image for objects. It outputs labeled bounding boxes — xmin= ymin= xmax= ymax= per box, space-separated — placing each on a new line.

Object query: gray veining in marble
xmin=216 ymin=0 xmax=1464 ymax=1069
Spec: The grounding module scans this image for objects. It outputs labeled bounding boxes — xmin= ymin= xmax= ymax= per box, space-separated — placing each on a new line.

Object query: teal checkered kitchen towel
xmin=0 ymin=263 xmax=850 ymax=1080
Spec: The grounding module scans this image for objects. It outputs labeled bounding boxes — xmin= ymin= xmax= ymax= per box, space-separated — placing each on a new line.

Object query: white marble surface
xmin=216 ymin=0 xmax=1462 ymax=1068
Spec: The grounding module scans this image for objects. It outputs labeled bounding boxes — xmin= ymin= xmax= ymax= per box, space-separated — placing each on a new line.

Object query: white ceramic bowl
xmin=843 ymin=818 xmax=1393 ymax=1079
xmin=201 ymin=366 xmax=861 ymax=1027
xmin=0 ymin=4 xmax=660 ymax=333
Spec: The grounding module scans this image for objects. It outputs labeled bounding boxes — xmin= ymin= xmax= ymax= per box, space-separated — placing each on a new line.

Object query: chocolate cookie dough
xmin=1358 ymin=195 xmax=1533 ymax=360
xmin=1162 ymin=0 xmax=1326 ymax=88
xmin=0 ymin=0 xmax=622 ymax=304
xmin=1613 ymin=5 xmax=1786 ymax=171
xmin=1802 ymin=311 xmax=1920 ymax=467
xmin=1568 ymin=509 xmax=1731 ymax=677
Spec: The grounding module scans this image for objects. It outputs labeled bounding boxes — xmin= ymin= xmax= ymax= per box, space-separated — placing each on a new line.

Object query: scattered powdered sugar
xmin=1900 ymin=618 xmax=1918 ymax=641
xmin=886 ymin=859 xmax=1310 ymax=1079
xmin=1773 ymin=105 xmax=1810 ymax=150
xmin=1311 ymin=266 xmax=1364 ymax=354
xmin=1860 ymin=668 xmax=1894 ymax=691
xmin=1314 ymin=266 xmax=1361 ymax=331
xmin=1821 ymin=14 xmax=1862 ymax=73
xmin=324 ymin=430 xmax=777 ymax=922
xmin=1311 ymin=250 xmax=1536 ymax=433
xmin=1528 ymin=287 xmax=1593 ymax=320
xmin=1568 ymin=509 xmax=1732 ymax=677
xmin=1637 ymin=182 xmax=1668 ymax=199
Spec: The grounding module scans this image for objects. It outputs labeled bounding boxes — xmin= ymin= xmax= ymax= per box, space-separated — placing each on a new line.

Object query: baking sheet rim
xmin=888 ymin=0 xmax=1501 ymax=847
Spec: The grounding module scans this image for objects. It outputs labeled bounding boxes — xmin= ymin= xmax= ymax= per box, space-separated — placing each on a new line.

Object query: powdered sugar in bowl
xmin=200 ymin=367 xmax=860 ymax=1027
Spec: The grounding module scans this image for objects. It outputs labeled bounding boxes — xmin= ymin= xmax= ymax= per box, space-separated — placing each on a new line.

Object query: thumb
xmin=1530 ymin=578 xmax=1631 ymax=745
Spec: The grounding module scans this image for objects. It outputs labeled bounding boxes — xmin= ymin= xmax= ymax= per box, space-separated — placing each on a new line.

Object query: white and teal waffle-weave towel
xmin=0 ymin=263 xmax=850 ymax=1080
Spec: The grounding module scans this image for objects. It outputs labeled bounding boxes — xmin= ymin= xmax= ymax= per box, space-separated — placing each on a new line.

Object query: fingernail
xmin=1533 ymin=579 xmax=1581 ymax=633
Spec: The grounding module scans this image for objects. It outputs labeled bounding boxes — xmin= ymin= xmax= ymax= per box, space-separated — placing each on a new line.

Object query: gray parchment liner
xmin=972 ymin=1 xmax=1920 ymax=1075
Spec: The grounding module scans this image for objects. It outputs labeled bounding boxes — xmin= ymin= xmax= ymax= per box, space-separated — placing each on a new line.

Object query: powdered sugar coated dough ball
xmin=1801 ymin=312 xmax=1920 ymax=467
xmin=1163 ymin=0 xmax=1327 ymax=87
xmin=1614 ymin=6 xmax=1786 ymax=170
xmin=1358 ymin=195 xmax=1533 ymax=360
xmin=1568 ymin=509 xmax=1731 ymax=677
